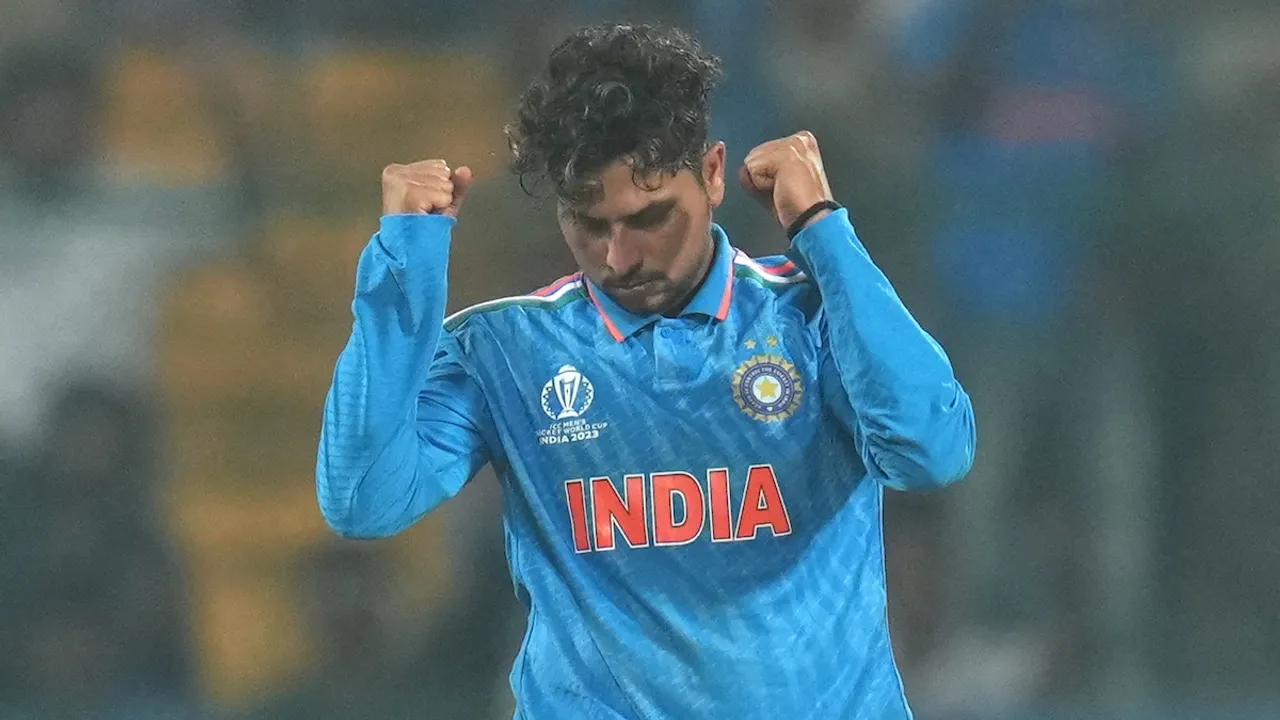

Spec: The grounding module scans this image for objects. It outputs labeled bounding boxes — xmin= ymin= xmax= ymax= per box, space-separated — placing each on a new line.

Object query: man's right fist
xmin=381 ymin=159 xmax=473 ymax=217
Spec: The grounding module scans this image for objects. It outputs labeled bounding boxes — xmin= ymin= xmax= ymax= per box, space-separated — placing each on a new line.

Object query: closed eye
xmin=566 ymin=198 xmax=675 ymax=235
xmin=564 ymin=211 xmax=609 ymax=236
xmin=578 ymin=216 xmax=610 ymax=235
xmin=625 ymin=200 xmax=675 ymax=230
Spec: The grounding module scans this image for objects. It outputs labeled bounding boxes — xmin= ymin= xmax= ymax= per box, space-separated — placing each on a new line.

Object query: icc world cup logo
xmin=541 ymin=365 xmax=595 ymax=420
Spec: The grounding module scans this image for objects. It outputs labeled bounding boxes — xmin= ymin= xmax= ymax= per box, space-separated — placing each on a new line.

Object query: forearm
xmin=317 ymin=214 xmax=457 ymax=536
xmin=791 ymin=209 xmax=975 ymax=490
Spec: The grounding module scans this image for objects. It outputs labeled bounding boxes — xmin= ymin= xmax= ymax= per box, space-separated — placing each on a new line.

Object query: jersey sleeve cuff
xmin=784 ymin=207 xmax=864 ymax=276
xmin=377 ymin=213 xmax=456 ymax=258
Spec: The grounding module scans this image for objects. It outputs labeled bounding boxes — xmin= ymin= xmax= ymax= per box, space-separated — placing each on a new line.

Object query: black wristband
xmin=786 ymin=200 xmax=842 ymax=241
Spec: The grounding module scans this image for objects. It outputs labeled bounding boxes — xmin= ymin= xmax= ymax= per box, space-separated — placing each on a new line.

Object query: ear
xmin=702 ymin=141 xmax=727 ymax=208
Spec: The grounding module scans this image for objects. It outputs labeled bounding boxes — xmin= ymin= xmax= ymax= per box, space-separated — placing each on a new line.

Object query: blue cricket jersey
xmin=317 ymin=208 xmax=976 ymax=719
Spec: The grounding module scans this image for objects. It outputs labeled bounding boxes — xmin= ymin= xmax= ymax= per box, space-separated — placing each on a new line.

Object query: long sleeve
xmin=789 ymin=208 xmax=975 ymax=491
xmin=317 ymin=214 xmax=494 ymax=538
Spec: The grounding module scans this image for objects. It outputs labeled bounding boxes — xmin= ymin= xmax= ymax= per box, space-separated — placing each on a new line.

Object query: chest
xmin=487 ymin=309 xmax=823 ymax=469
xmin=474 ymin=309 xmax=865 ymax=558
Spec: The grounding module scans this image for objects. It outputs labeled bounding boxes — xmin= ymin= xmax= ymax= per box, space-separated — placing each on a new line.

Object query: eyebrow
xmin=566 ymin=198 xmax=677 ymax=226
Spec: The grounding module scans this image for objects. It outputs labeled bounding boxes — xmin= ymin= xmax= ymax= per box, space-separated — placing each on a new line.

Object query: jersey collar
xmin=584 ymin=224 xmax=737 ymax=342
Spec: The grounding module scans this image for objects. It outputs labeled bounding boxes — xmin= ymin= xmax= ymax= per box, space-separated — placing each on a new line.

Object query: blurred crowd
xmin=1 ymin=0 xmax=1278 ymax=718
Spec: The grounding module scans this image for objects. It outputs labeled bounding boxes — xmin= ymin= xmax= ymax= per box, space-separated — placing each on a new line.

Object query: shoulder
xmin=732 ymin=251 xmax=809 ymax=288
xmin=443 ymin=272 xmax=588 ymax=334
xmin=732 ymin=250 xmax=822 ymax=322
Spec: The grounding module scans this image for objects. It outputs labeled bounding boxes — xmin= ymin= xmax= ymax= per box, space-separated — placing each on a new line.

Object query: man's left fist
xmin=739 ymin=131 xmax=835 ymax=233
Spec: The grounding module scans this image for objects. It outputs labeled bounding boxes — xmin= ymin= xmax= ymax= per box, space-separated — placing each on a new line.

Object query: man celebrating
xmin=318 ymin=23 xmax=975 ymax=719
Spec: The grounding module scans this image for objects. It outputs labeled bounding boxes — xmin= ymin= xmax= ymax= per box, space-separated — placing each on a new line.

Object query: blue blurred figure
xmin=891 ymin=0 xmax=1167 ymax=714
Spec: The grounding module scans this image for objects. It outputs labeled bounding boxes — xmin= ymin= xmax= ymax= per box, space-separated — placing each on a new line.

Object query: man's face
xmin=559 ymin=143 xmax=726 ymax=316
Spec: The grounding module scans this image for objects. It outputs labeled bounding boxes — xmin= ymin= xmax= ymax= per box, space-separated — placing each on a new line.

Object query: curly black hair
xmin=506 ymin=23 xmax=723 ymax=206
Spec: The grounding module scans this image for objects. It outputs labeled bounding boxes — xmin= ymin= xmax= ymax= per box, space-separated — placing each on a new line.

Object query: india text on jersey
xmin=563 ymin=465 xmax=792 ymax=552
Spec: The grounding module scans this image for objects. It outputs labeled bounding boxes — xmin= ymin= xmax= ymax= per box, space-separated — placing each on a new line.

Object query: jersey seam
xmin=445 ymin=287 xmax=589 ymax=331
xmin=732 ymin=266 xmax=812 ymax=291
xmin=343 ymin=422 xmax=412 ymax=535
xmin=439 ymin=329 xmax=504 ymax=467
xmin=556 ymin=591 xmax=645 ymax=719
xmin=511 ymin=516 xmax=535 ymax=711
xmin=877 ymin=484 xmax=914 ymax=717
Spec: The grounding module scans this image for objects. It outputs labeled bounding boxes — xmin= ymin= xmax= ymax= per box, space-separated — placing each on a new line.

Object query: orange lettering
xmin=735 ymin=464 xmax=792 ymax=540
xmin=564 ymin=479 xmax=591 ymax=553
xmin=708 ymin=467 xmax=734 ymax=542
xmin=592 ymin=474 xmax=649 ymax=550
xmin=652 ymin=471 xmax=705 ymax=546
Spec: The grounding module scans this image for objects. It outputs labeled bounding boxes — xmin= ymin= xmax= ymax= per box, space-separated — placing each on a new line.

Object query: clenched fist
xmin=739 ymin=131 xmax=835 ymax=233
xmin=381 ymin=159 xmax=474 ymax=217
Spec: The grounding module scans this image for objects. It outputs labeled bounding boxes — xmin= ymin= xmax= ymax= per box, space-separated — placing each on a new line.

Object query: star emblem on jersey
xmin=732 ymin=354 xmax=804 ymax=422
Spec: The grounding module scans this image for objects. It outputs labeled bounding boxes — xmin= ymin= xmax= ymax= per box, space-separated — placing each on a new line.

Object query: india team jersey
xmin=317 ymin=209 xmax=976 ymax=719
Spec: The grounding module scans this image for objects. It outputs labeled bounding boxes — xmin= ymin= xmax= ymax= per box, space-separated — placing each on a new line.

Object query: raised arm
xmin=793 ymin=210 xmax=974 ymax=491
xmin=317 ymin=161 xmax=495 ymax=538
xmin=741 ymin=132 xmax=975 ymax=491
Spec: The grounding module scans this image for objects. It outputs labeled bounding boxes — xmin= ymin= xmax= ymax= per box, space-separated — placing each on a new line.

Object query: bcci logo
xmin=733 ymin=354 xmax=803 ymax=422
xmin=541 ymin=365 xmax=595 ymax=420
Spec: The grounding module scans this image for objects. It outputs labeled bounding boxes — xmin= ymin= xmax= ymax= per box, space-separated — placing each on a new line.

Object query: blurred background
xmin=0 ymin=0 xmax=1277 ymax=718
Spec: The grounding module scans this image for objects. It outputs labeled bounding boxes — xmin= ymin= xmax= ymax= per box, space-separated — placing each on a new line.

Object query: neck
xmin=661 ymin=229 xmax=717 ymax=318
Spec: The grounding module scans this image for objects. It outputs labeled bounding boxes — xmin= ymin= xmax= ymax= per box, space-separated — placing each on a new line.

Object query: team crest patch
xmin=732 ymin=354 xmax=803 ymax=422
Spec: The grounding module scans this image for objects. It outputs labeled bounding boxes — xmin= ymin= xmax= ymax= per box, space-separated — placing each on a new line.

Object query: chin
xmin=621 ymin=293 xmax=667 ymax=316
xmin=621 ymin=297 xmax=662 ymax=315
xmin=648 ymin=293 xmax=687 ymax=317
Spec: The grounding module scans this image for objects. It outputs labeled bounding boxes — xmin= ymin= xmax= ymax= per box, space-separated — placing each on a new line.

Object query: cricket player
xmin=317 ymin=23 xmax=975 ymax=719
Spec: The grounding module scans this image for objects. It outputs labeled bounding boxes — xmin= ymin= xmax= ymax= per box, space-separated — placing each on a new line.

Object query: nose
xmin=604 ymin=227 xmax=642 ymax=277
